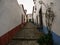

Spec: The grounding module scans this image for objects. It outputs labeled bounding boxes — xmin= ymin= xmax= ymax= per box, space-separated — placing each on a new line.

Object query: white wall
xmin=42 ymin=0 xmax=60 ymax=44
xmin=33 ymin=0 xmax=60 ymax=44
xmin=0 ymin=0 xmax=22 ymax=36
xmin=33 ymin=0 xmax=41 ymax=24
xmin=20 ymin=4 xmax=26 ymax=23
xmin=47 ymin=0 xmax=60 ymax=45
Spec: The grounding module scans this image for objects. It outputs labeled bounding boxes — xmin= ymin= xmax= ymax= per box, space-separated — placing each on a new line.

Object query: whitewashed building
xmin=20 ymin=4 xmax=27 ymax=23
xmin=33 ymin=0 xmax=60 ymax=45
xmin=0 ymin=0 xmax=27 ymax=45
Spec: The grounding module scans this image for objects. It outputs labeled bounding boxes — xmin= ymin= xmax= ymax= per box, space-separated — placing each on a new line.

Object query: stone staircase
xmin=7 ymin=22 xmax=43 ymax=45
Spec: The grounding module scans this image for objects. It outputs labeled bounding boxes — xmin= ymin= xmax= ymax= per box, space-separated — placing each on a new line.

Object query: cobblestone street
xmin=8 ymin=22 xmax=42 ymax=45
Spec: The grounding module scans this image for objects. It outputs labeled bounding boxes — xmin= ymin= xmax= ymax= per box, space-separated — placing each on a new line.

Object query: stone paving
xmin=8 ymin=22 xmax=43 ymax=45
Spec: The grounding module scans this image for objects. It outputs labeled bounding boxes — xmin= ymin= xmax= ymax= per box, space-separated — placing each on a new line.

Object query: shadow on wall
xmin=31 ymin=22 xmax=60 ymax=45
xmin=43 ymin=26 xmax=60 ymax=45
xmin=43 ymin=26 xmax=48 ymax=34
xmin=52 ymin=32 xmax=60 ymax=45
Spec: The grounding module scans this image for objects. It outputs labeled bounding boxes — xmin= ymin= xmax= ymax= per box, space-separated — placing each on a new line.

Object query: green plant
xmin=37 ymin=33 xmax=53 ymax=45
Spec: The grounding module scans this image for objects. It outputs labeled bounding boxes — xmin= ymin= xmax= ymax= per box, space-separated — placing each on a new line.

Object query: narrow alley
xmin=7 ymin=22 xmax=42 ymax=45
xmin=0 ymin=0 xmax=60 ymax=45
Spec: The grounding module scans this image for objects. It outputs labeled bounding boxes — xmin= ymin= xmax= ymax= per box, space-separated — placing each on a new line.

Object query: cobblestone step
xmin=8 ymin=40 xmax=39 ymax=45
xmin=7 ymin=22 xmax=42 ymax=45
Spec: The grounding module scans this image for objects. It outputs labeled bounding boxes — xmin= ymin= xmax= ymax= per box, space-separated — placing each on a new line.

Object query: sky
xmin=17 ymin=0 xmax=34 ymax=14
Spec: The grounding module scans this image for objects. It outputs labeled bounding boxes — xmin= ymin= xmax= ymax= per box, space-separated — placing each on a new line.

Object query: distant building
xmin=27 ymin=14 xmax=32 ymax=22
